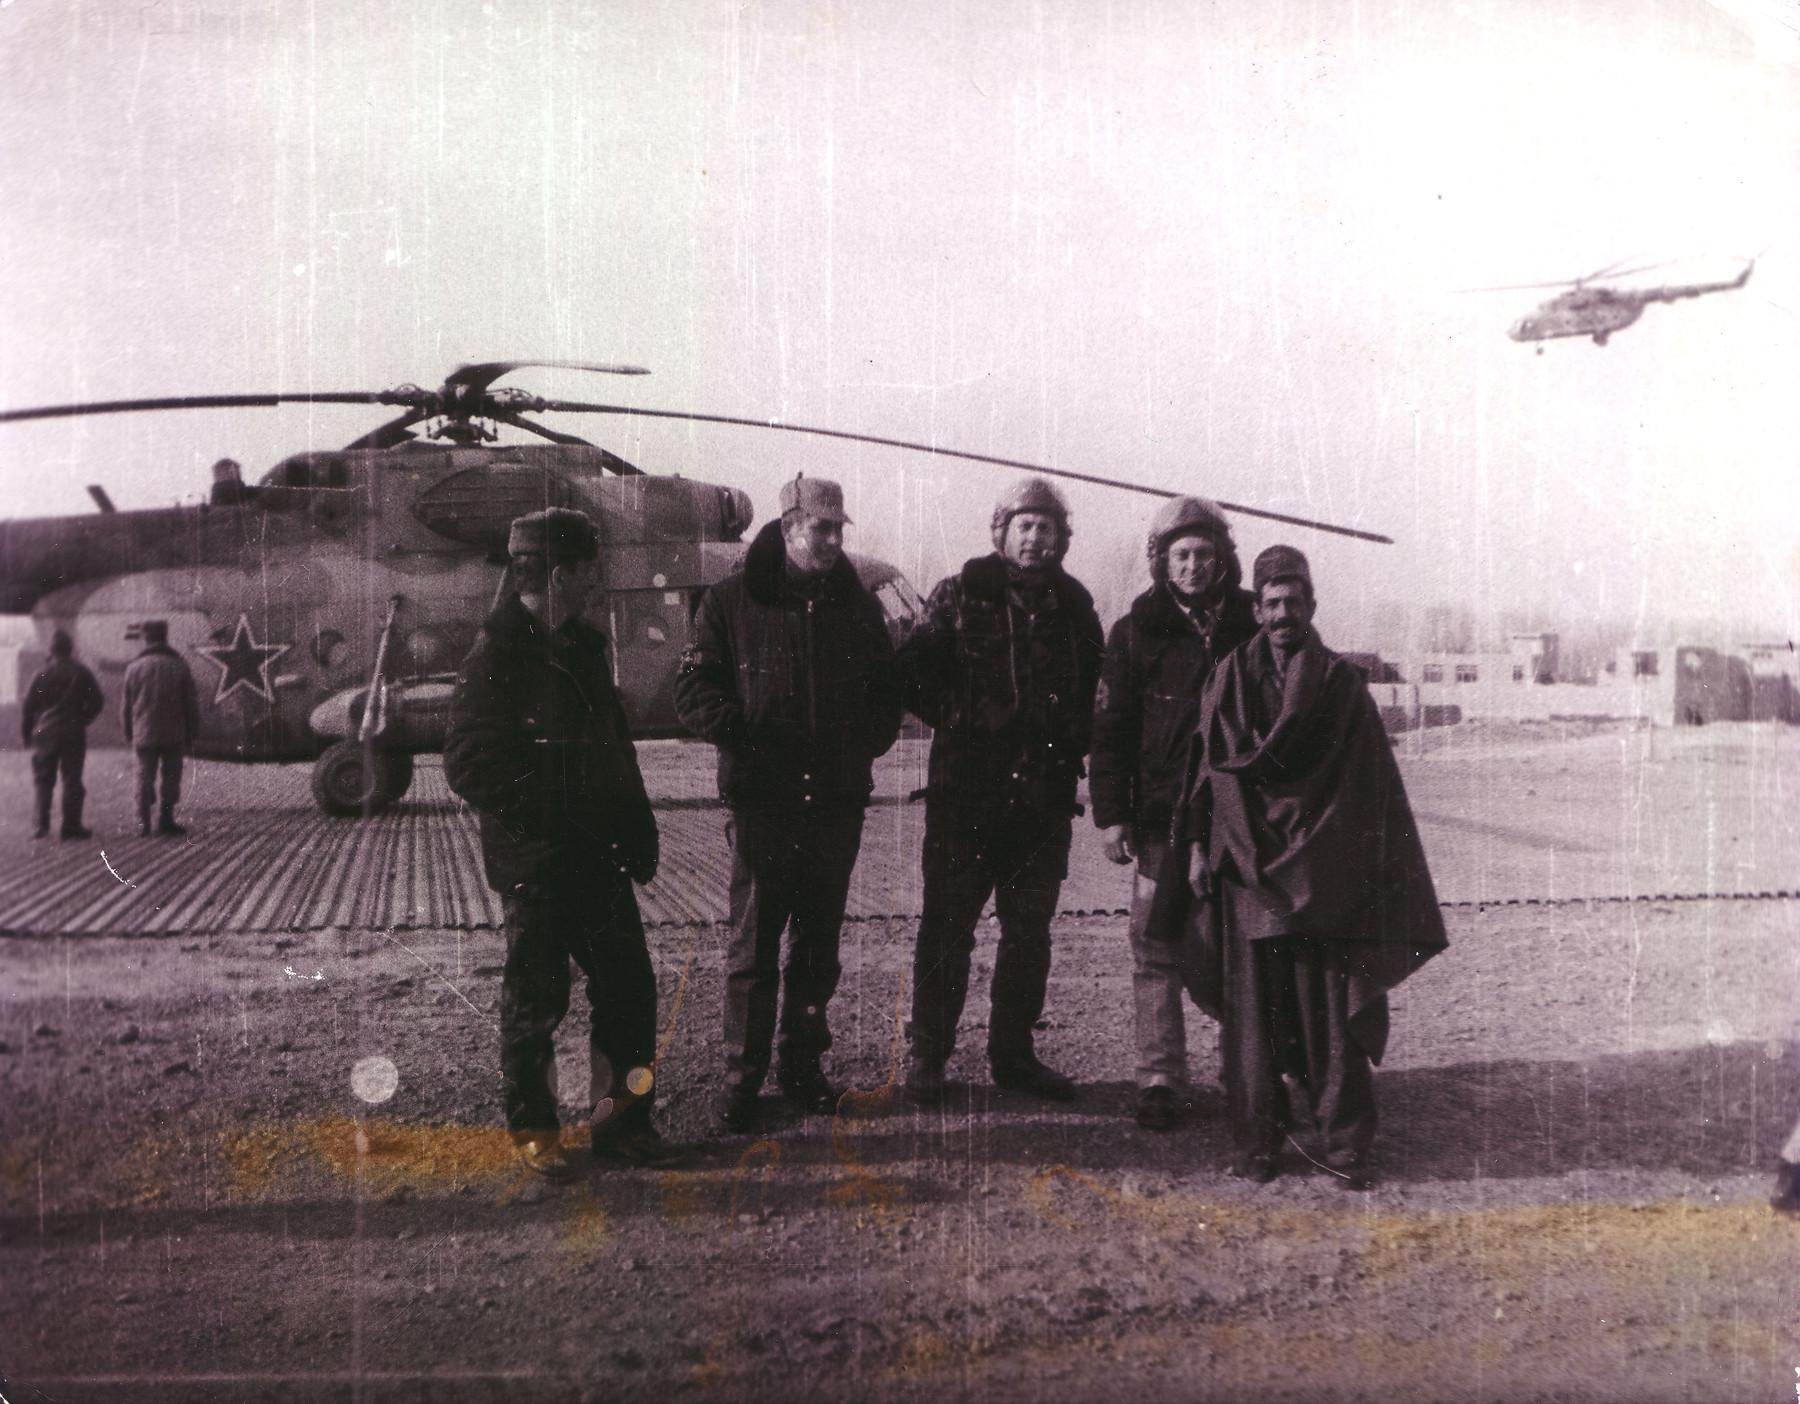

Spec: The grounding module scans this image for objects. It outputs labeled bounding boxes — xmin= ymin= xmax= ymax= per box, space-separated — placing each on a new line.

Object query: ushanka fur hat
xmin=507 ymin=508 xmax=600 ymax=562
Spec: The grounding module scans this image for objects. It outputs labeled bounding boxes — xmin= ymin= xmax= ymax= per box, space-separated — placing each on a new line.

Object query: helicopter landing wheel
xmin=311 ymin=740 xmax=414 ymax=817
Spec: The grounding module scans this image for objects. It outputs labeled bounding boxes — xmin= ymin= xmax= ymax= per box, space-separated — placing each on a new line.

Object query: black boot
xmin=991 ymin=1053 xmax=1076 ymax=1101
xmin=777 ymin=1063 xmax=842 ymax=1116
xmin=60 ymin=795 xmax=92 ymax=841
xmin=1773 ymin=1159 xmax=1800 ymax=1216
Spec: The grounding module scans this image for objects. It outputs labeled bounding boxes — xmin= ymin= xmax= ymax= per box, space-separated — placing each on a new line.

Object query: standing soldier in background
xmin=122 ymin=620 xmax=201 ymax=837
xmin=1090 ymin=498 xmax=1257 ymax=1131
xmin=22 ymin=629 xmax=104 ymax=840
xmin=901 ymin=478 xmax=1104 ymax=1106
xmin=446 ymin=508 xmax=680 ymax=1181
xmin=675 ymin=476 xmax=902 ymax=1135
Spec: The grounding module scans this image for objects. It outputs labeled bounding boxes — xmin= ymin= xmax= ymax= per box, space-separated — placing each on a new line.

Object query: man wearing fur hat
xmin=1160 ymin=545 xmax=1446 ymax=1187
xmin=675 ymin=476 xmax=902 ymax=1134
xmin=21 ymin=628 xmax=104 ymax=840
xmin=900 ymin=477 xmax=1105 ymax=1104
xmin=1090 ymin=498 xmax=1257 ymax=1131
xmin=446 ymin=507 xmax=680 ymax=1180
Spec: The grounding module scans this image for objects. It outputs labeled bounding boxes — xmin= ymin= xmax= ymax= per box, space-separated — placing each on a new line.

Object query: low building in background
xmin=1365 ymin=631 xmax=1785 ymax=729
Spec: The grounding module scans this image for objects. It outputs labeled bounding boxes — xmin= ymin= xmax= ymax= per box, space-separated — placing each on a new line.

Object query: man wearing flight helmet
xmin=900 ymin=478 xmax=1105 ymax=1105
xmin=1089 ymin=497 xmax=1257 ymax=1131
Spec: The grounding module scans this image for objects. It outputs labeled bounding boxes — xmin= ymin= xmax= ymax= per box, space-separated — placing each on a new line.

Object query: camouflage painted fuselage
xmin=1 ymin=443 xmax=918 ymax=763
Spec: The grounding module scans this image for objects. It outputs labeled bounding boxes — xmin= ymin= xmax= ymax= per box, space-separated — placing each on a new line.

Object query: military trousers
xmin=498 ymin=867 xmax=657 ymax=1135
xmin=135 ymin=745 xmax=185 ymax=827
xmin=909 ymin=800 xmax=1072 ymax=1068
xmin=1127 ymin=837 xmax=1191 ymax=1091
xmin=1218 ymin=883 xmax=1379 ymax=1165
xmin=721 ymin=799 xmax=867 ymax=1095
xmin=30 ymin=736 xmax=87 ymax=834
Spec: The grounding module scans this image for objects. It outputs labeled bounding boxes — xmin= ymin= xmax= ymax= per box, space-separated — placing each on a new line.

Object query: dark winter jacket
xmin=673 ymin=520 xmax=902 ymax=809
xmin=1089 ymin=582 xmax=1257 ymax=857
xmin=123 ymin=645 xmax=201 ymax=749
xmin=21 ymin=656 xmax=104 ymax=748
xmin=445 ymin=594 xmax=658 ymax=894
xmin=900 ymin=553 xmax=1104 ymax=815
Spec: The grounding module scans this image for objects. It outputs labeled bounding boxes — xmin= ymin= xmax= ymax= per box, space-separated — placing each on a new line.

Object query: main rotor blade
xmin=1454 ymin=278 xmax=1582 ymax=294
xmin=534 ymin=400 xmax=1394 ymax=544
xmin=341 ymin=410 xmax=430 ymax=451
xmin=1458 ymin=256 xmax=1690 ymax=296
xmin=446 ymin=361 xmax=651 ymax=396
xmin=0 ymin=392 xmax=395 ymax=425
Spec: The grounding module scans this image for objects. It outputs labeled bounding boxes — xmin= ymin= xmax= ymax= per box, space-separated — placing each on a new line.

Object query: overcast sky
xmin=2 ymin=0 xmax=1796 ymax=648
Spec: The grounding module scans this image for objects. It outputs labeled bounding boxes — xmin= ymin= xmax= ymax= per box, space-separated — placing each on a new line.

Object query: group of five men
xmin=445 ymin=476 xmax=1447 ymax=1188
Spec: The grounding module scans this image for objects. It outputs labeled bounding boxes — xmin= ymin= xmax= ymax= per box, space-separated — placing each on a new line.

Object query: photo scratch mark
xmin=281 ymin=966 xmax=324 ymax=981
xmin=99 ymin=851 xmax=136 ymax=887
xmin=372 ymin=929 xmax=491 ymax=1022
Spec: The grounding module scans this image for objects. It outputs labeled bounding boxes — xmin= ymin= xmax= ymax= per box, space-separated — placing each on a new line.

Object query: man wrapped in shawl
xmin=1155 ymin=545 xmax=1446 ymax=1188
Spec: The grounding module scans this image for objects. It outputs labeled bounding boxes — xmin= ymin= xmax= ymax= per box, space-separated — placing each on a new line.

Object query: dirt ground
xmin=3 ymin=721 xmax=1799 ymax=1403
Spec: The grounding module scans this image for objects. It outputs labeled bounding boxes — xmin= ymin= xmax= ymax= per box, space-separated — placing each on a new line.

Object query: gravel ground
xmin=3 ymin=721 xmax=1799 ymax=1402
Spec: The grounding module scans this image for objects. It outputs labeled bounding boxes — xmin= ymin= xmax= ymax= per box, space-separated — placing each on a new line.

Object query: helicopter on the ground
xmin=1477 ymin=257 xmax=1755 ymax=348
xmin=0 ymin=362 xmax=1390 ymax=816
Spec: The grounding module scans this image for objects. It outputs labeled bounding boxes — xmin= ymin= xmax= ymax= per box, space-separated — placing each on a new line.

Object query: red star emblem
xmin=197 ymin=615 xmax=291 ymax=703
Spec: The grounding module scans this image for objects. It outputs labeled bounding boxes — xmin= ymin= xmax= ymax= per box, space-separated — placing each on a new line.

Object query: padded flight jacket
xmin=674 ymin=520 xmax=902 ymax=809
xmin=900 ymin=553 xmax=1104 ymax=817
xmin=1089 ymin=583 xmax=1257 ymax=847
xmin=445 ymin=594 xmax=658 ymax=893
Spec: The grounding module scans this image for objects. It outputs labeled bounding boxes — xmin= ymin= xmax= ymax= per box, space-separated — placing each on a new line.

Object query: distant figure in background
xmin=21 ymin=629 xmax=104 ymax=841
xmin=1089 ymin=497 xmax=1257 ymax=1131
xmin=1162 ymin=546 xmax=1447 ymax=1188
xmin=123 ymin=620 xmax=201 ymax=838
xmin=1773 ymin=1116 xmax=1800 ymax=1216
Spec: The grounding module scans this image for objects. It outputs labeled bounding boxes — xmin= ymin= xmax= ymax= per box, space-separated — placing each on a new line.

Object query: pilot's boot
xmin=138 ymin=803 xmax=153 ymax=838
xmin=158 ymin=806 xmax=187 ymax=838
xmin=33 ymin=784 xmax=53 ymax=839
xmin=60 ymin=793 xmax=92 ymax=841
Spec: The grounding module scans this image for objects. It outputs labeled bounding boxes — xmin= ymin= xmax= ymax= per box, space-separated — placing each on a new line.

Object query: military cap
xmin=1252 ymin=544 xmax=1312 ymax=595
xmin=507 ymin=507 xmax=600 ymax=561
xmin=49 ymin=628 xmax=73 ymax=657
xmin=141 ymin=620 xmax=169 ymax=645
xmin=778 ymin=475 xmax=851 ymax=524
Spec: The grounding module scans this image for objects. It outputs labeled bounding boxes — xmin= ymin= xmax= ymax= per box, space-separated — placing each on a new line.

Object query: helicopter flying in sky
xmin=1477 ymin=256 xmax=1757 ymax=348
xmin=0 ymin=362 xmax=1391 ymax=816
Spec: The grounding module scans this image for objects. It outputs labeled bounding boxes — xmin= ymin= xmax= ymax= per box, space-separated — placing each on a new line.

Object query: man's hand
xmin=1187 ymin=842 xmax=1211 ymax=900
xmin=1099 ymin=824 xmax=1134 ymax=866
